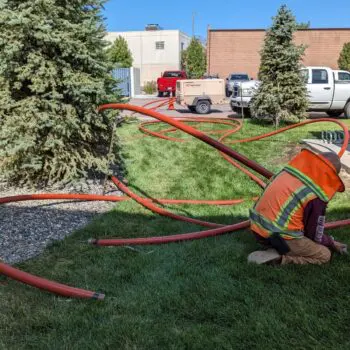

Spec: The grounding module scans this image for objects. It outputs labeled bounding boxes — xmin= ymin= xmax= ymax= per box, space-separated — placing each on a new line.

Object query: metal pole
xmin=192 ymin=12 xmax=196 ymax=38
xmin=102 ymin=115 xmax=123 ymax=195
xmin=240 ymin=84 xmax=244 ymax=122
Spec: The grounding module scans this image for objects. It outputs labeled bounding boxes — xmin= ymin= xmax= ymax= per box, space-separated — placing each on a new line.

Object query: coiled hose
xmin=0 ymin=102 xmax=349 ymax=299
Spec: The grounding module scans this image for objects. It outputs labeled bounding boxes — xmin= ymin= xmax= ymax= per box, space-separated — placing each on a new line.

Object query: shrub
xmin=182 ymin=38 xmax=206 ymax=79
xmin=143 ymin=81 xmax=157 ymax=95
xmin=338 ymin=42 xmax=350 ymax=72
xmin=107 ymin=36 xmax=133 ymax=68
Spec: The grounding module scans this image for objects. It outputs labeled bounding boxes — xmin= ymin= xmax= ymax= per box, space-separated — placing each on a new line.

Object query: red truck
xmin=157 ymin=71 xmax=187 ymax=97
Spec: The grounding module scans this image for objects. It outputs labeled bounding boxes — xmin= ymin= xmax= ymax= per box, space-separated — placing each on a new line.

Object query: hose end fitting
xmin=92 ymin=292 xmax=105 ymax=300
xmin=88 ymin=238 xmax=98 ymax=245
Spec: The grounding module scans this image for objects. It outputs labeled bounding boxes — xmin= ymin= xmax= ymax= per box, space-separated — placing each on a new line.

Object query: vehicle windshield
xmin=163 ymin=72 xmax=182 ymax=78
xmin=229 ymin=74 xmax=249 ymax=81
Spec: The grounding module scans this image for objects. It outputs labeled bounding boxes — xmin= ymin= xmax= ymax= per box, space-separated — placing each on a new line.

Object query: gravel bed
xmin=0 ymin=179 xmax=123 ymax=264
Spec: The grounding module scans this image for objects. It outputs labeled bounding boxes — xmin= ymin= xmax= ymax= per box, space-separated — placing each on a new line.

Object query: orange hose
xmin=0 ymin=193 xmax=256 ymax=206
xmin=227 ymin=118 xmax=349 ymax=158
xmin=1 ymin=99 xmax=349 ymax=299
xmin=90 ymin=221 xmax=251 ymax=246
xmin=110 ymin=176 xmax=224 ymax=228
xmin=94 ymin=104 xmax=350 ymax=247
xmin=0 ymin=262 xmax=105 ymax=300
xmin=99 ymin=104 xmax=274 ymax=178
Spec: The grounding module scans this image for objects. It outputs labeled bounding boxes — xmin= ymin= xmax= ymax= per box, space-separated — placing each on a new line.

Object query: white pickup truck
xmin=230 ymin=67 xmax=350 ymax=118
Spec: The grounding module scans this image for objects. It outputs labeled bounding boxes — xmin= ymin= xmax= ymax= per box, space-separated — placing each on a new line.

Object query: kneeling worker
xmin=249 ymin=149 xmax=347 ymax=265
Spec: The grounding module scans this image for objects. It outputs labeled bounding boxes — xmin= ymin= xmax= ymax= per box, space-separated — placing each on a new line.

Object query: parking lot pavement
xmin=126 ymin=97 xmax=237 ymax=119
xmin=125 ymin=97 xmax=334 ymax=120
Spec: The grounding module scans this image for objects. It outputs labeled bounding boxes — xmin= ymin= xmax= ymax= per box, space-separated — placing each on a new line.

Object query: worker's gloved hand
xmin=332 ymin=241 xmax=348 ymax=255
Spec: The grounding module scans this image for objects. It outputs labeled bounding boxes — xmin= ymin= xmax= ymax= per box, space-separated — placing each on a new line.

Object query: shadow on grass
xmin=1 ymin=201 xmax=350 ymax=349
xmin=176 ymin=109 xmax=224 ymax=115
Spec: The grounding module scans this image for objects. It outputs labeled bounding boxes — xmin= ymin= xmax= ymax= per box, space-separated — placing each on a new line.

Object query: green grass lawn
xmin=1 ymin=119 xmax=350 ymax=349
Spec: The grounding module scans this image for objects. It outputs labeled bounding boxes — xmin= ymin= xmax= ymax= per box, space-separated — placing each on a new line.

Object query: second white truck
xmin=230 ymin=67 xmax=350 ymax=118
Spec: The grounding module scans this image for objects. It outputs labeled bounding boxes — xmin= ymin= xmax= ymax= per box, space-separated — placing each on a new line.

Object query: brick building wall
xmin=207 ymin=28 xmax=350 ymax=79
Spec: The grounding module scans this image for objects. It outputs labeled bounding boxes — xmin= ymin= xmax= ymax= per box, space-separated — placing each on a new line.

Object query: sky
xmin=104 ymin=0 xmax=350 ymax=38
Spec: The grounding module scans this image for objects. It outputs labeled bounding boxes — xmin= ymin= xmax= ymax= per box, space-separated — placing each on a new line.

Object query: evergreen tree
xmin=251 ymin=5 xmax=308 ymax=125
xmin=181 ymin=49 xmax=188 ymax=71
xmin=107 ymin=36 xmax=133 ymax=68
xmin=338 ymin=42 xmax=350 ymax=72
xmin=296 ymin=21 xmax=310 ymax=29
xmin=183 ymin=38 xmax=206 ymax=79
xmin=0 ymin=0 xmax=119 ymax=185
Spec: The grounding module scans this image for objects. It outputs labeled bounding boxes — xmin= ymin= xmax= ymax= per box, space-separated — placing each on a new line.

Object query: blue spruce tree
xmin=251 ymin=5 xmax=308 ymax=126
xmin=0 ymin=0 xmax=119 ymax=185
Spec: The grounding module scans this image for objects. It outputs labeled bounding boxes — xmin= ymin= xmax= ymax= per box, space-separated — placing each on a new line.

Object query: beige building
xmin=105 ymin=28 xmax=191 ymax=86
xmin=207 ymin=28 xmax=350 ymax=79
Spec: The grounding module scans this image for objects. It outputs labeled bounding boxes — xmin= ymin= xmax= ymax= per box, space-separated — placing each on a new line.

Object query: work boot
xmin=248 ymin=249 xmax=281 ymax=265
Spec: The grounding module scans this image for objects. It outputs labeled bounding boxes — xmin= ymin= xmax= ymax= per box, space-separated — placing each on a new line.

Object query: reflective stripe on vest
xmin=275 ymin=185 xmax=315 ymax=228
xmin=250 ymin=171 xmax=318 ymax=240
xmin=284 ymin=166 xmax=328 ymax=203
xmin=250 ymin=209 xmax=304 ymax=240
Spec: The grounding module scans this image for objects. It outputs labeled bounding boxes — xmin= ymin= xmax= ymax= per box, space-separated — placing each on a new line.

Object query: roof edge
xmin=209 ymin=28 xmax=350 ymax=32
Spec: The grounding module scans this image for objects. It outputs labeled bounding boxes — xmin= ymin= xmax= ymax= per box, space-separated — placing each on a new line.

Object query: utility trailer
xmin=176 ymin=79 xmax=226 ymax=114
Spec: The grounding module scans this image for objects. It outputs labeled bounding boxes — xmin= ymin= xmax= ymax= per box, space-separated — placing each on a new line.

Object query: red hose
xmin=0 ymin=193 xmax=258 ymax=207
xmin=94 ymin=104 xmax=350 ymax=247
xmin=99 ymin=104 xmax=274 ymax=179
xmin=1 ymin=99 xmax=349 ymax=298
xmin=110 ymin=176 xmax=224 ymax=228
xmin=139 ymin=117 xmax=267 ymax=188
xmin=90 ymin=221 xmax=251 ymax=246
xmin=228 ymin=118 xmax=349 ymax=158
xmin=0 ymin=262 xmax=105 ymax=300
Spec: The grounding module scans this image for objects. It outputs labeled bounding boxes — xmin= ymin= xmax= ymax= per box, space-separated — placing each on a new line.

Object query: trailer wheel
xmin=345 ymin=102 xmax=350 ymax=119
xmin=195 ymin=100 xmax=211 ymax=114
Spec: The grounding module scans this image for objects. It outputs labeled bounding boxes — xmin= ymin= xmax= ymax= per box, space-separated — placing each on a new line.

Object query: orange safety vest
xmin=250 ymin=149 xmax=344 ymax=240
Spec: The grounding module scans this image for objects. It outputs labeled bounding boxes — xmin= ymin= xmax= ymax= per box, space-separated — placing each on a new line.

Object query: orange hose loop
xmin=1 ymin=102 xmax=348 ymax=298
xmin=111 ymin=176 xmax=224 ymax=228
xmin=99 ymin=104 xmax=274 ymax=179
xmin=227 ymin=118 xmax=349 ymax=158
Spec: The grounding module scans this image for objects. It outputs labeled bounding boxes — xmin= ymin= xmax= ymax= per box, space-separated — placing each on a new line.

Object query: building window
xmin=155 ymin=41 xmax=165 ymax=50
xmin=181 ymin=42 xmax=185 ymax=51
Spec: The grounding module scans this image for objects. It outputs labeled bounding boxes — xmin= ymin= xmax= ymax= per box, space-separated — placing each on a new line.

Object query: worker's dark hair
xmin=321 ymin=152 xmax=341 ymax=174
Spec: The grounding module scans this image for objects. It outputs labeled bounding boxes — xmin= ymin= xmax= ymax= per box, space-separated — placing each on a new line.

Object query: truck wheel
xmin=327 ymin=111 xmax=343 ymax=118
xmin=345 ymin=102 xmax=350 ymax=119
xmin=195 ymin=100 xmax=211 ymax=114
xmin=158 ymin=91 xmax=164 ymax=98
xmin=172 ymin=91 xmax=176 ymax=97
xmin=238 ymin=108 xmax=251 ymax=118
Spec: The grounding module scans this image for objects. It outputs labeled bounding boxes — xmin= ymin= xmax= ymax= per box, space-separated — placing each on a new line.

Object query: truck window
xmin=312 ymin=69 xmax=328 ymax=84
xmin=229 ymin=74 xmax=249 ymax=81
xmin=300 ymin=69 xmax=309 ymax=83
xmin=163 ymin=72 xmax=183 ymax=78
xmin=337 ymin=72 xmax=350 ymax=82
